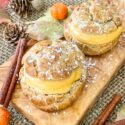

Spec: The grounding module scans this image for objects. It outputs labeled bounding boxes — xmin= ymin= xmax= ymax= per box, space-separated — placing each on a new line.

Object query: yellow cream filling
xmin=24 ymin=66 xmax=82 ymax=94
xmin=70 ymin=24 xmax=123 ymax=44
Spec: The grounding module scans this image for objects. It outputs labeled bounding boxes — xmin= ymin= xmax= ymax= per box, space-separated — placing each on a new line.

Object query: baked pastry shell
xmin=64 ymin=16 xmax=122 ymax=56
xmin=19 ymin=40 xmax=87 ymax=112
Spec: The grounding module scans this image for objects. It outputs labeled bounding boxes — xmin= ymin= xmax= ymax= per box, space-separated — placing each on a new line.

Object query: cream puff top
xmin=24 ymin=40 xmax=86 ymax=81
xmin=70 ymin=1 xmax=121 ymax=34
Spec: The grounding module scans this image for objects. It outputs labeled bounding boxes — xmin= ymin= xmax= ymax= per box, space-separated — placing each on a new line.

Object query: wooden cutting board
xmin=0 ymin=35 xmax=125 ymax=125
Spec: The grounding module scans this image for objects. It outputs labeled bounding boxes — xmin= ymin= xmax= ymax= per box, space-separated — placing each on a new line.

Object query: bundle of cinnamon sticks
xmin=0 ymin=38 xmax=27 ymax=125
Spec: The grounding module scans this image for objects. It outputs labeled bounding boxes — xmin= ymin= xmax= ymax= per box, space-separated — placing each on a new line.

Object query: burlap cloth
xmin=0 ymin=0 xmax=125 ymax=124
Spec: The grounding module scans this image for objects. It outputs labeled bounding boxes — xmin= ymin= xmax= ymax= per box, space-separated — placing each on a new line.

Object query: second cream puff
xmin=64 ymin=1 xmax=123 ymax=55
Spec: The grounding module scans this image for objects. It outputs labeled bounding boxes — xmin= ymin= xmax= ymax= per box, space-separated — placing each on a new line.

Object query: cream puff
xmin=19 ymin=40 xmax=87 ymax=112
xmin=64 ymin=1 xmax=123 ymax=55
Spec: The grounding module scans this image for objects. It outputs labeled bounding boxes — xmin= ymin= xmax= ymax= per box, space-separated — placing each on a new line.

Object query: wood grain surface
xmin=0 ymin=36 xmax=125 ymax=125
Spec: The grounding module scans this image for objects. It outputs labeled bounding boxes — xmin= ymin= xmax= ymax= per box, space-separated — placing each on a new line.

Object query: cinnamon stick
xmin=92 ymin=108 xmax=108 ymax=125
xmin=4 ymin=38 xmax=27 ymax=107
xmin=92 ymin=94 xmax=122 ymax=125
xmin=0 ymin=41 xmax=20 ymax=105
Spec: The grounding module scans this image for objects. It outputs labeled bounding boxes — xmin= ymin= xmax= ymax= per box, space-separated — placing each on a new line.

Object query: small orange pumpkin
xmin=50 ymin=2 xmax=68 ymax=20
xmin=0 ymin=107 xmax=10 ymax=125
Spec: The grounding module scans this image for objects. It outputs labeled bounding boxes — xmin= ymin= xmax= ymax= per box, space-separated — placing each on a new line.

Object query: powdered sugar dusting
xmin=26 ymin=40 xmax=86 ymax=81
xmin=70 ymin=1 xmax=121 ymax=34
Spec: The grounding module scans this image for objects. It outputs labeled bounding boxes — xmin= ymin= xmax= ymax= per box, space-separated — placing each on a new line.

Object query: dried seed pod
xmin=10 ymin=0 xmax=33 ymax=18
xmin=3 ymin=23 xmax=27 ymax=45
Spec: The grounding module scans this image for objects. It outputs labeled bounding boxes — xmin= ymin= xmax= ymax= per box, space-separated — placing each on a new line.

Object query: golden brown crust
xmin=21 ymin=79 xmax=83 ymax=112
xmin=69 ymin=1 xmax=121 ymax=34
xmin=22 ymin=40 xmax=86 ymax=80
xmin=22 ymin=40 xmax=52 ymax=64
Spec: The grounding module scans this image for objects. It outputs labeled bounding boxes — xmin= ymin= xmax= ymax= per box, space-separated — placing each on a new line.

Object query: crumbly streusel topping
xmin=70 ymin=0 xmax=122 ymax=34
xmin=26 ymin=40 xmax=86 ymax=80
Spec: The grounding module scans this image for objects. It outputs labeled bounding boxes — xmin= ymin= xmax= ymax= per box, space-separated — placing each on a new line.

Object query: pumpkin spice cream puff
xmin=19 ymin=40 xmax=87 ymax=112
xmin=64 ymin=1 xmax=123 ymax=55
